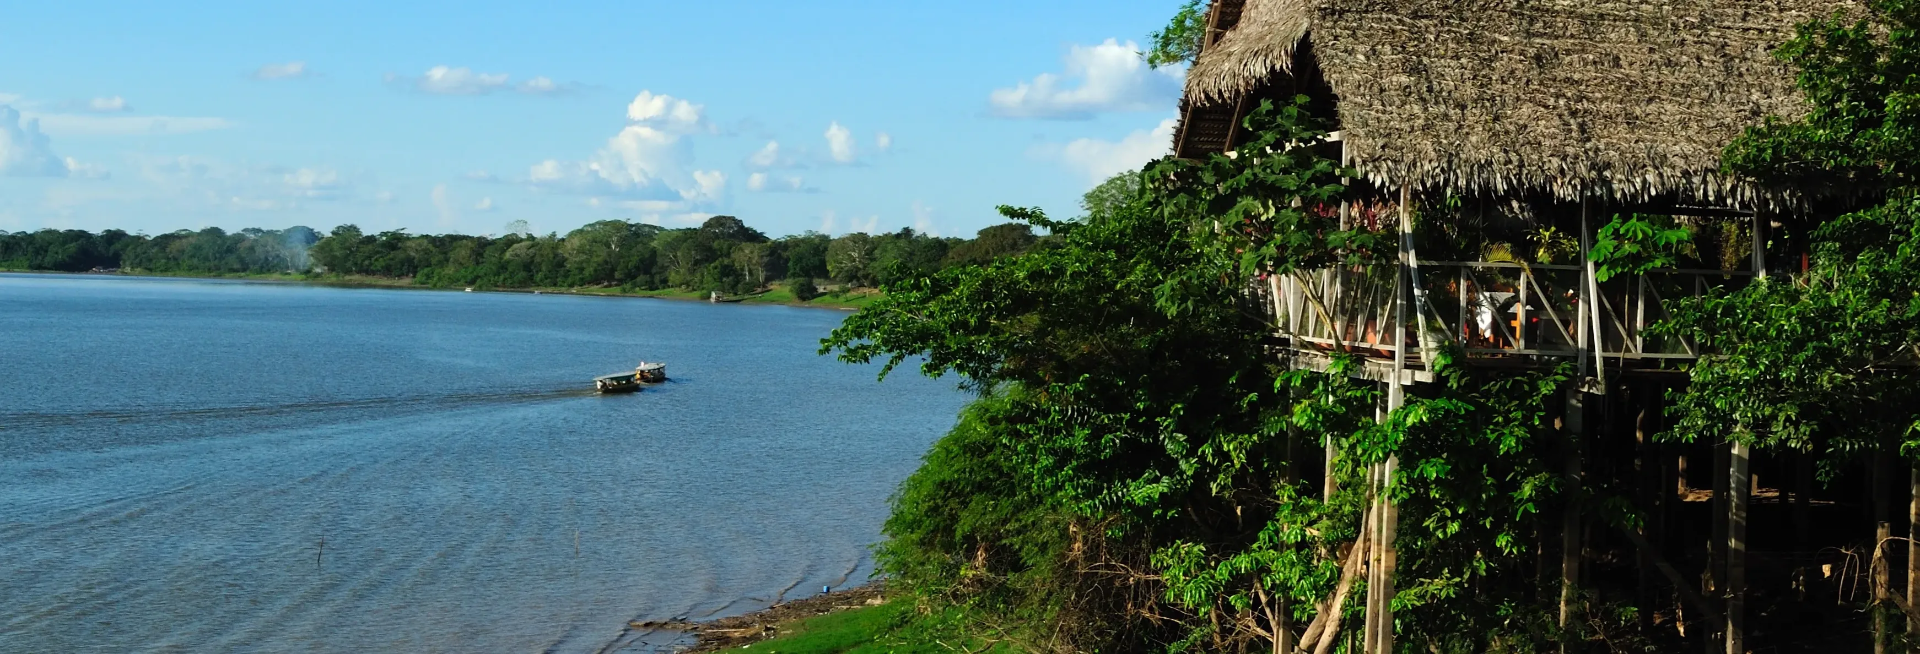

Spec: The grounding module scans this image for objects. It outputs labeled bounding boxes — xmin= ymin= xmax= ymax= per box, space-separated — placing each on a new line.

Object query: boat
xmin=594 ymin=372 xmax=640 ymax=393
xmin=635 ymin=361 xmax=667 ymax=383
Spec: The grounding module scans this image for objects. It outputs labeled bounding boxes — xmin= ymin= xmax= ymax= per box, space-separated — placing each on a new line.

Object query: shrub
xmin=787 ymin=276 xmax=819 ymax=301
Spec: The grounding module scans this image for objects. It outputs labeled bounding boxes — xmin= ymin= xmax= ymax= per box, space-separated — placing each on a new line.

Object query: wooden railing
xmin=1258 ymin=261 xmax=1757 ymax=365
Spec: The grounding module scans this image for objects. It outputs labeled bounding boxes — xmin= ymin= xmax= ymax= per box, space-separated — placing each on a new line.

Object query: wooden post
xmin=1562 ymin=389 xmax=1585 ymax=649
xmin=1562 ymin=199 xmax=1593 ymax=652
xmin=1726 ymin=441 xmax=1750 ymax=654
xmin=1877 ymin=452 xmax=1893 ymax=654
xmin=1909 ymin=465 xmax=1919 ymax=641
xmin=1636 ymin=386 xmax=1661 ymax=630
xmin=1364 ymin=186 xmax=1414 ymax=653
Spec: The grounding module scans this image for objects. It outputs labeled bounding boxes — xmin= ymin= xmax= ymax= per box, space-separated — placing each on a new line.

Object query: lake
xmin=0 ymin=273 xmax=967 ymax=653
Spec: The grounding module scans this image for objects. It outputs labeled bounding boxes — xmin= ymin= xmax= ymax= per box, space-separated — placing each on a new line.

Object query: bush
xmin=787 ymin=276 xmax=819 ymax=301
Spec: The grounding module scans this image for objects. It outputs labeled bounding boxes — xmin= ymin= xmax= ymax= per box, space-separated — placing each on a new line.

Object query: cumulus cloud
xmin=990 ymin=39 xmax=1184 ymax=119
xmin=747 ymin=140 xmax=785 ymax=168
xmin=524 ymin=90 xmax=726 ymax=211
xmin=875 ymin=132 xmax=893 ymax=152
xmin=825 ymin=122 xmax=856 ymax=163
xmin=626 ymin=91 xmax=705 ymax=130
xmin=0 ymin=105 xmax=109 ymax=178
xmin=0 ymin=106 xmax=70 ymax=177
xmin=411 ymin=66 xmax=510 ymax=95
xmin=282 ymin=168 xmax=344 ymax=199
xmin=253 ymin=61 xmax=312 ymax=80
xmin=1037 ymin=117 xmax=1178 ymax=185
xmin=474 ymin=197 xmax=497 ymax=212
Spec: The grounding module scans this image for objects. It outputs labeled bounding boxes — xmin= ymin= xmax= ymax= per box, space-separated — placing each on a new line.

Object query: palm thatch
xmin=1180 ymin=0 xmax=1865 ymax=207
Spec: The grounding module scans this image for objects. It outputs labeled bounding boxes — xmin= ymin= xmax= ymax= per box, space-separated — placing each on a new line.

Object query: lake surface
xmin=0 ymin=273 xmax=967 ymax=653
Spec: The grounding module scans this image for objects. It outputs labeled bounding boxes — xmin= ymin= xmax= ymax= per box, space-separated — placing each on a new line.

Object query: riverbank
xmin=0 ymin=269 xmax=881 ymax=310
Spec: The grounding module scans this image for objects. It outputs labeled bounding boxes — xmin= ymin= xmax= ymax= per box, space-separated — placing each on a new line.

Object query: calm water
xmin=0 ymin=273 xmax=966 ymax=653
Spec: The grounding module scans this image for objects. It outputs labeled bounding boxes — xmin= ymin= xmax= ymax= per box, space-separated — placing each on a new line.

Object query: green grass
xmin=708 ymin=603 xmax=931 ymax=654
xmin=709 ymin=602 xmax=1022 ymax=654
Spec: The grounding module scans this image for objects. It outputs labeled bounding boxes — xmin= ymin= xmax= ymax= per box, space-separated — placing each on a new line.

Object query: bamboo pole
xmin=1562 ymin=199 xmax=1592 ymax=653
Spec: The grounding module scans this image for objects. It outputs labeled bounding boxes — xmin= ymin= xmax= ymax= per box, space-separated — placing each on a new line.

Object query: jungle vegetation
xmin=818 ymin=1 xmax=1920 ymax=652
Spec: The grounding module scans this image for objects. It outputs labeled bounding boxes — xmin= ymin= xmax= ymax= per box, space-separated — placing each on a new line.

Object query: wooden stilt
xmin=1708 ymin=439 xmax=1730 ymax=653
xmin=1726 ymin=441 xmax=1750 ymax=654
xmin=1562 ymin=389 xmax=1585 ymax=647
xmin=1877 ymin=452 xmax=1893 ymax=654
xmin=1909 ymin=465 xmax=1919 ymax=641
xmin=1636 ymin=387 xmax=1659 ymax=631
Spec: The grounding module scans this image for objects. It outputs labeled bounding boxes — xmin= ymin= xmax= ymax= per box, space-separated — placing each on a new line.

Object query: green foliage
xmin=1666 ymin=0 xmax=1920 ymax=471
xmin=787 ymin=276 xmax=820 ymax=302
xmin=0 ymin=226 xmax=317 ymax=274
xmin=1588 ymin=214 xmax=1693 ymax=281
xmin=1146 ymin=0 xmax=1209 ymax=69
xmin=830 ymin=95 xmax=1597 ymax=651
xmin=1148 ymin=97 xmax=1386 ymax=292
xmin=1723 ymin=0 xmax=1920 ymax=194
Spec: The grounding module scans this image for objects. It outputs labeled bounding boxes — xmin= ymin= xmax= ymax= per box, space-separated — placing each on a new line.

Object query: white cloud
xmin=524 ymin=90 xmax=726 ymax=212
xmin=851 ymin=215 xmax=879 ymax=234
xmin=990 ymin=39 xmax=1184 ymax=119
xmin=820 ymin=209 xmax=836 ymax=234
xmin=66 ymin=96 xmax=131 ymax=113
xmin=518 ymin=77 xmax=574 ymax=95
xmin=1038 ymin=117 xmax=1178 ymax=185
xmin=825 ymin=122 xmax=856 ymax=163
xmin=474 ymin=197 xmax=497 ymax=211
xmin=626 ymin=91 xmax=705 ymax=131
xmin=409 ymin=66 xmax=511 ymax=95
xmin=875 ymin=132 xmax=893 ymax=152
xmin=747 ymin=140 xmax=785 ymax=168
xmin=253 ymin=61 xmax=312 ymax=80
xmin=282 ymin=168 xmax=344 ymax=199
xmin=374 ymin=191 xmax=397 ymax=204
xmin=746 ymin=171 xmax=810 ymax=193
xmin=128 ymin=155 xmax=365 ymax=209
xmin=911 ymin=200 xmax=937 ymax=236
xmin=63 ymin=158 xmax=110 ymax=180
xmin=0 ymin=106 xmax=70 ymax=177
xmin=431 ymin=184 xmax=458 ymax=226
xmin=28 ymin=114 xmax=232 ymax=136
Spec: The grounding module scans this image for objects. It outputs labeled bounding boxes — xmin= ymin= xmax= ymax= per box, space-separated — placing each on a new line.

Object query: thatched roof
xmin=1179 ymin=0 xmax=1864 ymax=208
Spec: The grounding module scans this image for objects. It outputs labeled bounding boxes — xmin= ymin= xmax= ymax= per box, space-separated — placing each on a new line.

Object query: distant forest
xmin=0 ymin=216 xmax=1044 ymax=295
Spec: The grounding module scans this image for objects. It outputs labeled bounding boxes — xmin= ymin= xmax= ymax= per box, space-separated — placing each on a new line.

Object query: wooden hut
xmin=1173 ymin=1 xmax=1884 ymax=652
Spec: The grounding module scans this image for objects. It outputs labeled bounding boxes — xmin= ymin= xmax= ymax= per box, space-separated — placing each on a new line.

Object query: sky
xmin=0 ymin=1 xmax=1187 ymax=239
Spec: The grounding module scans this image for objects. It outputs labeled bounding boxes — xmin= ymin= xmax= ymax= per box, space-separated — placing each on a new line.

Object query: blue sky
xmin=0 ymin=1 xmax=1185 ymax=239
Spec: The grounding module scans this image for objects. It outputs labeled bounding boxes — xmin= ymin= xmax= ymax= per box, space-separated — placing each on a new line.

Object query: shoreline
xmin=625 ymin=583 xmax=887 ymax=652
xmin=0 ymin=269 xmax=876 ymax=311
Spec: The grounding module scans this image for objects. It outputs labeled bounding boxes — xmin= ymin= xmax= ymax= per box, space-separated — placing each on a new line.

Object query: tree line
xmin=0 ymin=216 xmax=1043 ymax=296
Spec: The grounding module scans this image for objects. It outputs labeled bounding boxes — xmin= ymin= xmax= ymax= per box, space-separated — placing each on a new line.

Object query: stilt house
xmin=1174 ymin=0 xmax=1886 ymax=651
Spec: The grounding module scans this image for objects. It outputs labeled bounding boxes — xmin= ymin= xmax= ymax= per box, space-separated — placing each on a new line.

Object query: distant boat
xmin=464 ymin=287 xmax=474 ymax=293
xmin=594 ymin=372 xmax=640 ymax=393
xmin=635 ymin=362 xmax=667 ymax=383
